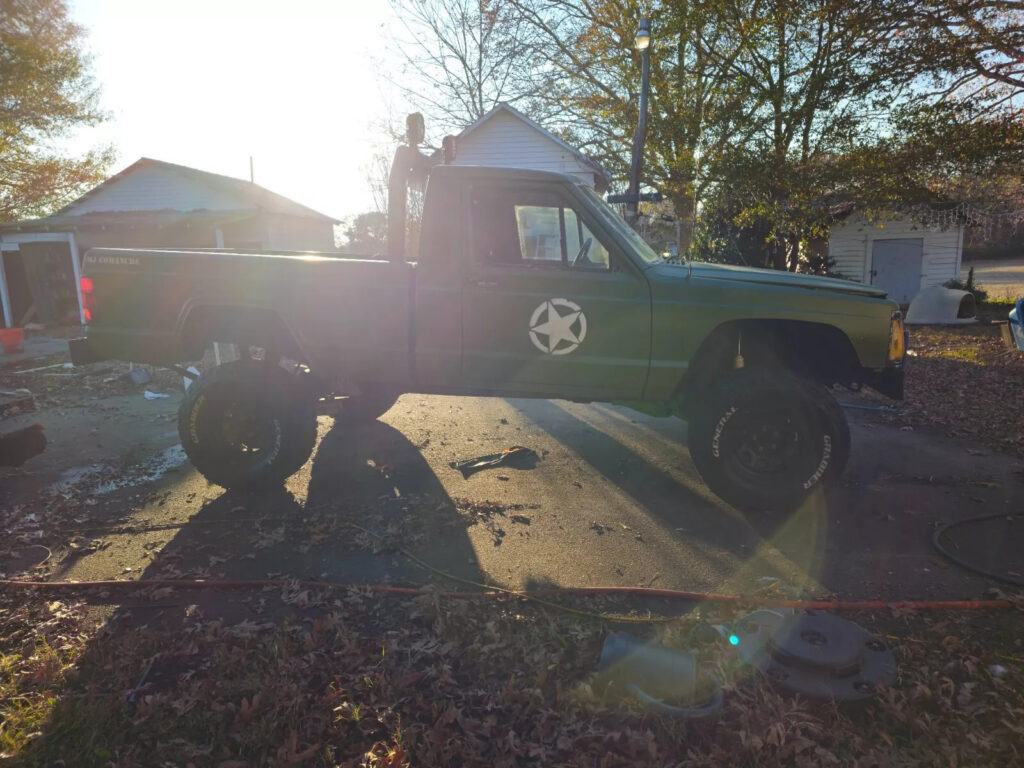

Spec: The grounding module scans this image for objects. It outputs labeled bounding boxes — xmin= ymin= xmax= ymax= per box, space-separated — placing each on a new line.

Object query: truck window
xmin=563 ymin=208 xmax=610 ymax=270
xmin=514 ymin=205 xmax=562 ymax=264
xmin=471 ymin=186 xmax=610 ymax=270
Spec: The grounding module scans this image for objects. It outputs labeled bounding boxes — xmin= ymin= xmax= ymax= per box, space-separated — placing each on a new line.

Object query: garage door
xmin=871 ymin=238 xmax=923 ymax=305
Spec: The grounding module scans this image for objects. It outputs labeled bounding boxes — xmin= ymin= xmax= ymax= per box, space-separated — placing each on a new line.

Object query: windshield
xmin=580 ymin=185 xmax=664 ymax=265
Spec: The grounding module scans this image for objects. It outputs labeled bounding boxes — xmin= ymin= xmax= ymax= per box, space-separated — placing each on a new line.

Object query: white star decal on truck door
xmin=529 ymin=298 xmax=588 ymax=355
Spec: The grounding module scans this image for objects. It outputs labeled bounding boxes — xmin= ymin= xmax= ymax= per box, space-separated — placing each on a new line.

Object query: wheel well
xmin=683 ymin=320 xmax=861 ymax=403
xmin=179 ymin=306 xmax=302 ymax=361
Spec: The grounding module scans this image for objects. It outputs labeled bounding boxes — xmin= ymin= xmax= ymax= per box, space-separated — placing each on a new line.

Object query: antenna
xmin=249 ymin=156 xmax=255 ymax=183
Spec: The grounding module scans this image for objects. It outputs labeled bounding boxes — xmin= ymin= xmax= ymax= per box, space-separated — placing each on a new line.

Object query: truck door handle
xmin=472 ymin=279 xmax=499 ymax=288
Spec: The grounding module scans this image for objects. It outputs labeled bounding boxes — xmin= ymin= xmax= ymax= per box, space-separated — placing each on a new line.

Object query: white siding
xmin=454 ymin=110 xmax=597 ymax=186
xmin=827 ymin=213 xmax=962 ymax=293
xmin=62 ymin=164 xmax=241 ymax=214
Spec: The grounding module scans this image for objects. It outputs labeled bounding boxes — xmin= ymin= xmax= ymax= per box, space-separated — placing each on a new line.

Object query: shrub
xmin=944 ymin=266 xmax=989 ymax=303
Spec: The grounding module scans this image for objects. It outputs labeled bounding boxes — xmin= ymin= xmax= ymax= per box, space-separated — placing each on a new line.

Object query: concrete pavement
xmin=8 ymin=392 xmax=1021 ymax=604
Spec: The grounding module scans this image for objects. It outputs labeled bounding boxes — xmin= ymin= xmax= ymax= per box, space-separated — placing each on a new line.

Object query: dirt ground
xmin=2 ymin=327 xmax=1023 ymax=766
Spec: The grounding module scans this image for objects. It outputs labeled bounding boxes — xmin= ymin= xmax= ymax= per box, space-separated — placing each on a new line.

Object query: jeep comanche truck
xmin=69 ymin=153 xmax=906 ymax=512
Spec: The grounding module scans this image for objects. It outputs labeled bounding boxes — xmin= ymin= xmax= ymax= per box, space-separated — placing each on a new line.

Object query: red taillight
xmin=80 ymin=276 xmax=94 ymax=323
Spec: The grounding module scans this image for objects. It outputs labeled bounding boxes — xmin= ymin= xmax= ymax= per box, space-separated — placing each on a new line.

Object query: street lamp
xmin=626 ymin=18 xmax=652 ymax=228
xmin=634 ymin=17 xmax=651 ymax=51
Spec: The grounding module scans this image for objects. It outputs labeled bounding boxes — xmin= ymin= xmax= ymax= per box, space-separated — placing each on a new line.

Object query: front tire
xmin=688 ymin=368 xmax=850 ymax=512
xmin=178 ymin=360 xmax=317 ymax=489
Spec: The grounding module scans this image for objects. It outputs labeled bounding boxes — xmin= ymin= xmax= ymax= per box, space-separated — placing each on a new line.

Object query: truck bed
xmin=80 ymin=248 xmax=415 ymax=384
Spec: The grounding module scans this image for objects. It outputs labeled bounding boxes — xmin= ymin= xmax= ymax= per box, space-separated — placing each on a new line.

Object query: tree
xmin=388 ymin=0 xmax=1024 ymax=269
xmin=0 ymin=0 xmax=112 ymax=221
xmin=506 ymin=0 xmax=755 ymax=252
xmin=386 ymin=0 xmax=550 ymax=133
xmin=868 ymin=0 xmax=1024 ymax=113
xmin=692 ymin=0 xmax=901 ymax=269
xmin=340 ymin=211 xmax=389 ymax=255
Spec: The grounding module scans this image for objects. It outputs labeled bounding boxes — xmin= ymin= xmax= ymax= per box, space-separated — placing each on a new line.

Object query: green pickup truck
xmin=70 ymin=158 xmax=906 ymax=512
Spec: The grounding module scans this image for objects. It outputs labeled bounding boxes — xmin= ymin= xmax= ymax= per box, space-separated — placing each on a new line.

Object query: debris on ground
xmin=0 ymin=423 xmax=46 ymax=467
xmin=597 ymin=631 xmax=724 ymax=718
xmin=729 ymin=610 xmax=897 ymax=702
xmin=123 ymin=367 xmax=152 ymax=386
xmin=449 ymin=445 xmax=539 ymax=478
xmin=0 ymin=389 xmax=35 ymax=420
xmin=454 ymin=498 xmax=538 ymax=545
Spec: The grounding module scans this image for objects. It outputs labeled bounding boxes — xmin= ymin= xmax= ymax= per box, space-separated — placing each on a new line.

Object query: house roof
xmin=458 ymin=103 xmax=612 ymax=191
xmin=0 ymin=209 xmax=255 ymax=234
xmin=1 ymin=158 xmax=339 ymax=232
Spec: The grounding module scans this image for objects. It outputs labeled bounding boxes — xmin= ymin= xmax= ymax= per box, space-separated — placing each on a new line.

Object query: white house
xmin=828 ymin=212 xmax=964 ymax=305
xmin=0 ymin=158 xmax=338 ymax=328
xmin=453 ymin=103 xmax=611 ymax=192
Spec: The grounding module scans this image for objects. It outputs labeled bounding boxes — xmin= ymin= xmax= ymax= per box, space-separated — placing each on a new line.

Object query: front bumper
xmin=68 ymin=337 xmax=105 ymax=366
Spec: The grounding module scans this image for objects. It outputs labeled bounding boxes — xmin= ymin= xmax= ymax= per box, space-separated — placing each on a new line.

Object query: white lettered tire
xmin=688 ymin=368 xmax=850 ymax=512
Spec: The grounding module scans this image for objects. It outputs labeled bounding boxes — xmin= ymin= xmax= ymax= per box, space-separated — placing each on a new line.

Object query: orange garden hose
xmin=0 ymin=577 xmax=1017 ymax=612
xmin=3 ymin=518 xmax=1018 ymax=618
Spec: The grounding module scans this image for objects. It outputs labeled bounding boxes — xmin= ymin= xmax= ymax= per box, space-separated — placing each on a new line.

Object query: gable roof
xmin=458 ymin=103 xmax=612 ymax=191
xmin=52 ymin=157 xmax=339 ymax=223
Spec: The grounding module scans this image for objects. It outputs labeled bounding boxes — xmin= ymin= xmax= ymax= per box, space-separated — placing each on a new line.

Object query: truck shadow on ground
xmin=134 ymin=416 xmax=487 ymax=625
xmin=17 ymin=419 xmax=488 ymax=764
xmin=511 ymin=400 xmax=817 ymax=547
xmin=509 ymin=398 xmax=838 ymax=595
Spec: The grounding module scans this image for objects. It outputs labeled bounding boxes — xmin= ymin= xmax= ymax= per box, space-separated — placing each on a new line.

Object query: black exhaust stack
xmin=387 ymin=113 xmax=456 ymax=262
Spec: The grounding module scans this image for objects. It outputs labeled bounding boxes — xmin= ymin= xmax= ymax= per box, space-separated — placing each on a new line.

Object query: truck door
xmin=461 ymin=184 xmax=652 ymax=399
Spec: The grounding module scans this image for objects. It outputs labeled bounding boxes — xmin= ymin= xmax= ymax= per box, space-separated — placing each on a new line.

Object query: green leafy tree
xmin=0 ymin=0 xmax=112 ymax=221
xmin=509 ymin=0 xmax=754 ymax=252
xmin=340 ymin=211 xmax=389 ymax=255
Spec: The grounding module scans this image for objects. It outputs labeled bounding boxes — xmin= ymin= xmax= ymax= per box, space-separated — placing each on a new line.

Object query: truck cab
xmin=414 ymin=165 xmax=655 ymax=401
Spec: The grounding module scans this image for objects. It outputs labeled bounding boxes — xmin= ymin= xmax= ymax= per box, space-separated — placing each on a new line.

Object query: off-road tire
xmin=815 ymin=385 xmax=851 ymax=479
xmin=178 ymin=360 xmax=317 ymax=489
xmin=335 ymin=390 xmax=400 ymax=424
xmin=688 ymin=368 xmax=850 ymax=512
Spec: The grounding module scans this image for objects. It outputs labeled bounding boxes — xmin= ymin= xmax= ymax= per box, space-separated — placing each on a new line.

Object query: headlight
xmin=888 ymin=312 xmax=906 ymax=363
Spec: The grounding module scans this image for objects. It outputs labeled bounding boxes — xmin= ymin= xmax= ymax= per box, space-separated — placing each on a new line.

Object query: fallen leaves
xmin=2 ymin=584 xmax=1024 ymax=767
xmin=893 ymin=325 xmax=1024 ymax=457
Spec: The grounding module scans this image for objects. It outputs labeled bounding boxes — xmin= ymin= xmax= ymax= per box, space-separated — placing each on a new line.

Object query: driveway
xmin=5 ymin=383 xmax=1022 ymax=604
xmin=966 ymin=257 xmax=1024 ymax=300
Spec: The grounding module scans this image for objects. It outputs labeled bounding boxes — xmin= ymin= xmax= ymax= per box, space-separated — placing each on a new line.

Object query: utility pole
xmin=626 ymin=18 xmax=652 ymax=229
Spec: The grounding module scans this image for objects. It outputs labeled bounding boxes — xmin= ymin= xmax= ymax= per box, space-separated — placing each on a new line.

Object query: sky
xmin=67 ymin=0 xmax=405 ymax=220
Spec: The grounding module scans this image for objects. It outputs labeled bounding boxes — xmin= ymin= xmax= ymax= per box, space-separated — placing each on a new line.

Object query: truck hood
xmin=662 ymin=261 xmax=888 ymax=298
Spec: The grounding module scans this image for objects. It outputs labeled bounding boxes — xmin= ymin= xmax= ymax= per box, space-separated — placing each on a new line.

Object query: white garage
xmin=827 ymin=213 xmax=964 ymax=305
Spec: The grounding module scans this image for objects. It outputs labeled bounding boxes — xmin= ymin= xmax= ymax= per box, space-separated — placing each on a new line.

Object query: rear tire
xmin=688 ymin=368 xmax=850 ymax=512
xmin=178 ymin=360 xmax=317 ymax=489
